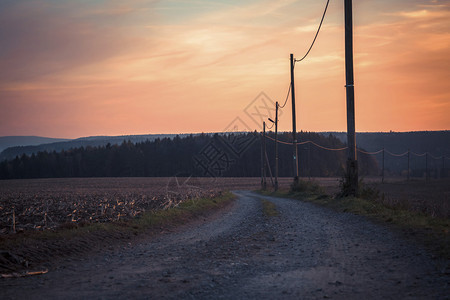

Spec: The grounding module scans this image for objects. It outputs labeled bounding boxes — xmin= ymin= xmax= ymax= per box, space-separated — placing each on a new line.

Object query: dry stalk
xmin=12 ymin=208 xmax=16 ymax=234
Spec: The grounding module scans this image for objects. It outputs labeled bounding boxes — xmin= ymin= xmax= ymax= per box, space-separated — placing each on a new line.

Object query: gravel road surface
xmin=1 ymin=191 xmax=449 ymax=299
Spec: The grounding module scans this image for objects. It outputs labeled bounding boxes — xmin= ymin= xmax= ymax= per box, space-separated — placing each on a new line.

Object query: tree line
xmin=0 ymin=132 xmax=379 ymax=179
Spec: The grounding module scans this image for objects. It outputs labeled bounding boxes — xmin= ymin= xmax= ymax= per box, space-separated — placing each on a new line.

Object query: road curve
xmin=1 ymin=191 xmax=448 ymax=299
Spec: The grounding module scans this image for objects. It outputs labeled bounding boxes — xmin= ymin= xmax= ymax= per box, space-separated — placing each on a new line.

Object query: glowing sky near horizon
xmin=0 ymin=0 xmax=449 ymax=139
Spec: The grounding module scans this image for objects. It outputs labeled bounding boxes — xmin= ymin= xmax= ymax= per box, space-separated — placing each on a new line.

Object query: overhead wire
xmin=262 ymin=135 xmax=449 ymax=174
xmin=357 ymin=149 xmax=384 ymax=155
xmin=261 ymin=132 xmax=449 ymax=177
xmin=411 ymin=151 xmax=426 ymax=157
xmin=294 ymin=0 xmax=330 ymax=64
xmin=277 ymin=83 xmax=291 ymax=109
xmin=429 ymin=153 xmax=443 ymax=160
xmin=265 ymin=135 xmax=293 ymax=145
xmin=309 ymin=141 xmax=347 ymax=151
xmin=275 ymin=0 xmax=329 ymax=130
xmin=265 ymin=122 xmax=274 ymax=130
xmin=264 ymin=136 xmax=347 ymax=151
xmin=386 ymin=150 xmax=409 ymax=157
xmin=273 ymin=0 xmax=330 ymax=118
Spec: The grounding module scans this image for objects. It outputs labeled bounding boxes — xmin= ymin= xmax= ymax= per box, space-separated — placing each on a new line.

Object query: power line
xmin=309 ymin=141 xmax=347 ymax=151
xmin=295 ymin=0 xmax=330 ymax=64
xmin=358 ymin=149 xmax=383 ymax=155
xmin=429 ymin=153 xmax=443 ymax=160
xmin=411 ymin=151 xmax=426 ymax=157
xmin=265 ymin=136 xmax=348 ymax=151
xmin=386 ymin=150 xmax=408 ymax=157
xmin=278 ymin=83 xmax=291 ymax=109
xmin=265 ymin=135 xmax=291 ymax=145
xmin=263 ymin=136 xmax=450 ymax=165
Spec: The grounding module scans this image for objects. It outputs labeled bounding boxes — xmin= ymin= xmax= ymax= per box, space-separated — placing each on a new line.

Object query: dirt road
xmin=1 ymin=191 xmax=448 ymax=299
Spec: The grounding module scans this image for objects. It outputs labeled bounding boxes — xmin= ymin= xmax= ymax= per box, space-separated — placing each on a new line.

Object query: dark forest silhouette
xmin=0 ymin=132 xmax=379 ymax=179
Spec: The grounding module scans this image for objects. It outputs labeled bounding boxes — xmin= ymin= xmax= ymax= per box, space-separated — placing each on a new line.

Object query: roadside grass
xmin=0 ymin=192 xmax=236 ymax=273
xmin=260 ymin=180 xmax=450 ymax=260
xmin=133 ymin=192 xmax=235 ymax=230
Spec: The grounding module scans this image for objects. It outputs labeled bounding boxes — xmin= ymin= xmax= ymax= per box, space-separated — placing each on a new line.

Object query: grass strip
xmin=261 ymin=199 xmax=279 ymax=218
xmin=133 ymin=192 xmax=236 ymax=231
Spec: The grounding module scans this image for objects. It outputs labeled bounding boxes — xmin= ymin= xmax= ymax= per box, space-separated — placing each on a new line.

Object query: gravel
xmin=1 ymin=191 xmax=448 ymax=299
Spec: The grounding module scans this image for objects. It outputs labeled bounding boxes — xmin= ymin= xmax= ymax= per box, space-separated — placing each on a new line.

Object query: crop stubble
xmin=0 ymin=177 xmax=266 ymax=234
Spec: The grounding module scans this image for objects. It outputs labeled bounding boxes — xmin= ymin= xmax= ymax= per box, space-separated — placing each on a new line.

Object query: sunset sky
xmin=0 ymin=0 xmax=449 ymax=139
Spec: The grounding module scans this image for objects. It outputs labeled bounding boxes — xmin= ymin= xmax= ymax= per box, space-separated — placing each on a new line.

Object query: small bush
xmin=337 ymin=173 xmax=379 ymax=200
xmin=337 ymin=170 xmax=358 ymax=198
xmin=359 ymin=181 xmax=380 ymax=201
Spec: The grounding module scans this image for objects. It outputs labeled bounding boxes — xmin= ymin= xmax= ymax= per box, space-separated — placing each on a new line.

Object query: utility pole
xmin=382 ymin=148 xmax=385 ymax=183
xmin=308 ymin=143 xmax=311 ymax=180
xmin=261 ymin=123 xmax=264 ymax=189
xmin=344 ymin=0 xmax=358 ymax=195
xmin=268 ymin=102 xmax=279 ymax=190
xmin=261 ymin=122 xmax=266 ymax=190
xmin=290 ymin=54 xmax=299 ymax=184
xmin=407 ymin=149 xmax=410 ymax=181
xmin=265 ymin=148 xmax=275 ymax=187
xmin=262 ymin=122 xmax=267 ymax=190
xmin=274 ymin=102 xmax=279 ymax=190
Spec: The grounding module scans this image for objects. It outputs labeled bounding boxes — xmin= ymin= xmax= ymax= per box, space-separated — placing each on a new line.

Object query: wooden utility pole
xmin=261 ymin=123 xmax=264 ymax=189
xmin=344 ymin=0 xmax=358 ymax=195
xmin=407 ymin=149 xmax=410 ymax=181
xmin=262 ymin=122 xmax=267 ymax=190
xmin=265 ymin=149 xmax=274 ymax=187
xmin=290 ymin=54 xmax=299 ymax=184
xmin=274 ymin=102 xmax=279 ymax=190
xmin=268 ymin=103 xmax=279 ymax=190
xmin=308 ymin=143 xmax=311 ymax=180
xmin=382 ymin=148 xmax=385 ymax=183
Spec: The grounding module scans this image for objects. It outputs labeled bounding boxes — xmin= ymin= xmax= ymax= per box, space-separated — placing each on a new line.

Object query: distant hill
xmin=0 ymin=136 xmax=70 ymax=153
xmin=0 ymin=134 xmax=185 ymax=161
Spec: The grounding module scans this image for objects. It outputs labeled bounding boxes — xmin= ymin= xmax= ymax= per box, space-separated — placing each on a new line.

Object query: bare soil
xmin=371 ymin=179 xmax=450 ymax=218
